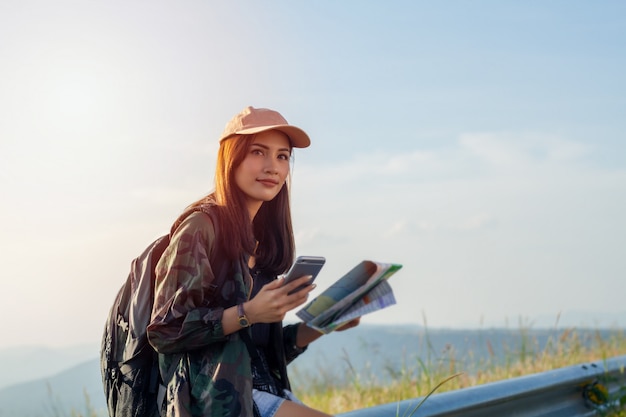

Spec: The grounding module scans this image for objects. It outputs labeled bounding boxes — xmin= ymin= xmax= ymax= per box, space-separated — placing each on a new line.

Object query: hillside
xmin=0 ymin=359 xmax=104 ymax=417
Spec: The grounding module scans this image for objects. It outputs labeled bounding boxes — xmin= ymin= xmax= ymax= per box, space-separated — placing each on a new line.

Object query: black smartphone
xmin=283 ymin=256 xmax=326 ymax=295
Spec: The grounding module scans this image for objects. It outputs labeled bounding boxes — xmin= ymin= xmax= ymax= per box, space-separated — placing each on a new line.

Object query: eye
xmin=278 ymin=153 xmax=291 ymax=161
xmin=251 ymin=148 xmax=264 ymax=156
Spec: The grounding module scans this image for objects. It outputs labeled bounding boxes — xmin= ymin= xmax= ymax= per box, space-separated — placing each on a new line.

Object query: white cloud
xmin=294 ymin=132 xmax=596 ymax=199
xmin=458 ymin=131 xmax=592 ymax=168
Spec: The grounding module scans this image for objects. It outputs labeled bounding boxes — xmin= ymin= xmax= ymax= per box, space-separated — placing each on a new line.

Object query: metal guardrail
xmin=338 ymin=355 xmax=626 ymax=417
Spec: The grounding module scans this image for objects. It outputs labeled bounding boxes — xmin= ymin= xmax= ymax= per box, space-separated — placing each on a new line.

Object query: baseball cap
xmin=219 ymin=106 xmax=311 ymax=148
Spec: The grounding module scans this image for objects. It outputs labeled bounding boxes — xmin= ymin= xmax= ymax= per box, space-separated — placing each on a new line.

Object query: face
xmin=234 ymin=130 xmax=291 ymax=216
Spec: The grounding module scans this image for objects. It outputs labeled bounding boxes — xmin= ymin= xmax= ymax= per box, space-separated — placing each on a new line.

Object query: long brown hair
xmin=173 ymin=134 xmax=295 ymax=275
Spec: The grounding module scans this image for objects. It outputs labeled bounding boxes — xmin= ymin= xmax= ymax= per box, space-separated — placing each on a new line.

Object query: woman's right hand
xmin=244 ymin=275 xmax=315 ymax=324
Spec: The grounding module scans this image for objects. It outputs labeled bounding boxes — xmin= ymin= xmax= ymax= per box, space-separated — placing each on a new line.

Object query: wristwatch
xmin=237 ymin=303 xmax=251 ymax=328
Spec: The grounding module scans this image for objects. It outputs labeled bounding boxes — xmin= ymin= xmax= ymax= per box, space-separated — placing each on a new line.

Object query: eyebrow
xmin=250 ymin=143 xmax=291 ymax=153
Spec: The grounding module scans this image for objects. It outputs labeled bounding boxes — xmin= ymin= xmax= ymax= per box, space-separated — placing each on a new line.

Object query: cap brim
xmin=222 ymin=124 xmax=311 ymax=148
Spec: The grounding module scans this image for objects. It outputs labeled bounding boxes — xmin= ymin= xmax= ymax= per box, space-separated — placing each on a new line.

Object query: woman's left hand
xmin=335 ymin=317 xmax=361 ymax=332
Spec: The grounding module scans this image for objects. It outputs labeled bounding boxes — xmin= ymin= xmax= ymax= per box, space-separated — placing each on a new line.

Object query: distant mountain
xmin=1 ymin=324 xmax=623 ymax=417
xmin=0 ymin=344 xmax=99 ymax=390
xmin=0 ymin=358 xmax=105 ymax=417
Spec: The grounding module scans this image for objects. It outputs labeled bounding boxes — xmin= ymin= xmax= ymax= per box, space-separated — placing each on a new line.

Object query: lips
xmin=257 ymin=178 xmax=279 ymax=187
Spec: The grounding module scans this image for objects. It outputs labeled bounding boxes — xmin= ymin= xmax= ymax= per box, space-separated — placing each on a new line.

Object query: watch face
xmin=237 ymin=304 xmax=250 ymax=327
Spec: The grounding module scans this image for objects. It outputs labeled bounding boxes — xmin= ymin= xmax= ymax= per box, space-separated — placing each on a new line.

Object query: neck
xmin=247 ymin=200 xmax=262 ymax=223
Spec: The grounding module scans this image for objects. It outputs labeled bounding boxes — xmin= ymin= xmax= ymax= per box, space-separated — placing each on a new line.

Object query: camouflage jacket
xmin=147 ymin=210 xmax=254 ymax=417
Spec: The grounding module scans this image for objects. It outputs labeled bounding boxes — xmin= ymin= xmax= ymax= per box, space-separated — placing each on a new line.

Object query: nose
xmin=264 ymin=159 xmax=278 ymax=175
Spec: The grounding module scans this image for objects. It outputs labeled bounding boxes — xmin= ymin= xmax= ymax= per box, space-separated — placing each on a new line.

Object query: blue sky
xmin=1 ymin=0 xmax=625 ymax=348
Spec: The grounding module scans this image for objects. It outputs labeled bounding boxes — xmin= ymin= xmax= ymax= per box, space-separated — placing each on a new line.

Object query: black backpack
xmin=100 ymin=209 xmax=229 ymax=417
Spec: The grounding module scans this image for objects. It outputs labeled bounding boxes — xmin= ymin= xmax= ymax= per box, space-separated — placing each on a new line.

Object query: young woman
xmin=147 ymin=107 xmax=359 ymax=417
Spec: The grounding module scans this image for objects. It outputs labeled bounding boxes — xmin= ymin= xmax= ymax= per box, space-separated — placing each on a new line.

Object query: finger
xmin=284 ymin=296 xmax=309 ymax=312
xmin=286 ymin=283 xmax=316 ymax=298
xmin=262 ymin=277 xmax=286 ymax=290
xmin=282 ymin=275 xmax=314 ymax=292
xmin=285 ymin=287 xmax=315 ymax=310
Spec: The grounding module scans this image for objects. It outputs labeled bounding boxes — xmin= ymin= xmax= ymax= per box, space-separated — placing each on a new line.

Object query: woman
xmin=147 ymin=106 xmax=359 ymax=417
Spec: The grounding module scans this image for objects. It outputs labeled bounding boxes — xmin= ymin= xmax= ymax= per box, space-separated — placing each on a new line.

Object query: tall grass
xmin=293 ymin=324 xmax=626 ymax=415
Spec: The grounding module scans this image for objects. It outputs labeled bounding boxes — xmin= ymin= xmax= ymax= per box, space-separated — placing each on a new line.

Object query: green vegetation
xmin=292 ymin=324 xmax=626 ymax=415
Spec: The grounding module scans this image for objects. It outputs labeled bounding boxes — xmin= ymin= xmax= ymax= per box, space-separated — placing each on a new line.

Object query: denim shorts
xmin=252 ymin=389 xmax=302 ymax=417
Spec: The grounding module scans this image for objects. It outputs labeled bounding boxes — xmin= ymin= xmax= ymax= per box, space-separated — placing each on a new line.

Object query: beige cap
xmin=219 ymin=106 xmax=311 ymax=148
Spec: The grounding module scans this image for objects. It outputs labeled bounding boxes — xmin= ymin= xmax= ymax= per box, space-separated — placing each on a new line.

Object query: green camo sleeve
xmin=147 ymin=211 xmax=228 ymax=354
